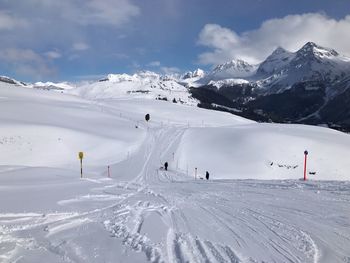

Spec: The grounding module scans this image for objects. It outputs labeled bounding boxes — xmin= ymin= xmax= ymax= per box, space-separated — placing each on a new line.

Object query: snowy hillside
xmin=256 ymin=47 xmax=295 ymax=76
xmin=1 ymin=78 xmax=350 ymax=262
xmin=207 ymin=78 xmax=250 ymax=88
xmin=176 ymin=123 xmax=350 ymax=180
xmin=33 ymin=81 xmax=75 ymax=91
xmin=69 ymin=71 xmax=198 ymax=105
xmin=0 ymin=75 xmax=27 ymax=86
xmin=179 ymin=69 xmax=206 ymax=87
xmin=204 ymin=59 xmax=257 ymax=81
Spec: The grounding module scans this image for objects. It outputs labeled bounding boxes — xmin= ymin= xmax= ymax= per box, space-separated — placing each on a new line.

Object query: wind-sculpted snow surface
xmin=1 ymin=82 xmax=350 ymax=262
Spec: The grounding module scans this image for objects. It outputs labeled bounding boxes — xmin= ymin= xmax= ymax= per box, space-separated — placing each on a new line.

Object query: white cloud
xmin=19 ymin=0 xmax=139 ymax=27
xmin=0 ymin=0 xmax=140 ymax=78
xmin=44 ymin=50 xmax=62 ymax=59
xmin=161 ymin=66 xmax=180 ymax=75
xmin=82 ymin=0 xmax=140 ymax=26
xmin=148 ymin=61 xmax=161 ymax=67
xmin=0 ymin=11 xmax=28 ymax=30
xmin=73 ymin=42 xmax=90 ymax=51
xmin=197 ymin=13 xmax=350 ymax=65
xmin=0 ymin=48 xmax=55 ymax=79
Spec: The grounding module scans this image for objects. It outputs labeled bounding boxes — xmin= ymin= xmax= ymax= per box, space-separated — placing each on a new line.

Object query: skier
xmin=164 ymin=162 xmax=168 ymax=171
xmin=206 ymin=171 xmax=209 ymax=180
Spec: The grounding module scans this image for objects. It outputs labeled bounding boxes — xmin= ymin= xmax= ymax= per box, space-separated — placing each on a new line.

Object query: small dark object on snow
xmin=309 ymin=171 xmax=316 ymax=175
xmin=145 ymin=113 xmax=150 ymax=122
xmin=164 ymin=162 xmax=168 ymax=171
xmin=206 ymin=171 xmax=209 ymax=180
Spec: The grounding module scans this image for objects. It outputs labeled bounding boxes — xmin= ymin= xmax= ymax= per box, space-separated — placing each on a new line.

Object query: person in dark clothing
xmin=206 ymin=171 xmax=209 ymax=180
xmin=164 ymin=162 xmax=168 ymax=171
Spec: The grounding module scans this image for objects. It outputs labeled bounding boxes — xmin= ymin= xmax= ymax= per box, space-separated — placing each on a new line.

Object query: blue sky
xmin=0 ymin=0 xmax=350 ymax=82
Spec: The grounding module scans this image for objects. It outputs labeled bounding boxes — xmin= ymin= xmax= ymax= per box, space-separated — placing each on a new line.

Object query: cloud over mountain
xmin=198 ymin=13 xmax=350 ymax=65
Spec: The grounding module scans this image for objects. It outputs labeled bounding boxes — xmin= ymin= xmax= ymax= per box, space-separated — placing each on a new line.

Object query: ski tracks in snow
xmin=1 ymin=124 xmax=350 ymax=262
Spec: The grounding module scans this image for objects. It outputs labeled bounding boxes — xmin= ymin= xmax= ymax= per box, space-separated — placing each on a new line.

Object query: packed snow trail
xmin=99 ymin=124 xmax=350 ymax=262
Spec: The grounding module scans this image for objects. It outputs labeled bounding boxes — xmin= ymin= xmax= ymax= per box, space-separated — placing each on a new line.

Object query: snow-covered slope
xmin=1 ymin=80 xmax=350 ymax=262
xmin=0 ymin=75 xmax=26 ymax=86
xmin=207 ymin=59 xmax=257 ymax=80
xmin=256 ymin=47 xmax=295 ymax=76
xmin=69 ymin=71 xmax=198 ymax=105
xmin=179 ymin=68 xmax=206 ymax=87
xmin=176 ymin=123 xmax=350 ymax=180
xmin=33 ymin=81 xmax=75 ymax=91
xmin=182 ymin=68 xmax=205 ymax=80
xmin=207 ymin=78 xmax=250 ymax=88
xmin=0 ymin=83 xmax=146 ymax=168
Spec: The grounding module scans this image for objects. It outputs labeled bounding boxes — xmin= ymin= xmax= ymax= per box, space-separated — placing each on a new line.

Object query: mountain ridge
xmin=2 ymin=41 xmax=350 ymax=131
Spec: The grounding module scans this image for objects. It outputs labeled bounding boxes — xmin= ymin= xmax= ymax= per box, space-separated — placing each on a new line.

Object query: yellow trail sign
xmin=79 ymin=152 xmax=84 ymax=160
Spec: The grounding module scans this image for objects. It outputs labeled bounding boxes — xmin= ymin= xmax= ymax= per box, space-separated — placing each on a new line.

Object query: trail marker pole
xmin=108 ymin=165 xmax=111 ymax=178
xmin=195 ymin=167 xmax=197 ymax=180
xmin=78 ymin=152 xmax=84 ymax=178
xmin=303 ymin=150 xmax=308 ymax=181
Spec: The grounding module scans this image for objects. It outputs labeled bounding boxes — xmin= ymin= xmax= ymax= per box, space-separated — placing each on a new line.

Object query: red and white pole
xmin=303 ymin=150 xmax=308 ymax=181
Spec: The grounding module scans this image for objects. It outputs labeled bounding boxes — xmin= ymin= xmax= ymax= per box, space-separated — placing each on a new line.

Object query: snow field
xmin=0 ymin=81 xmax=350 ymax=262
xmin=0 ymin=84 xmax=146 ymax=169
xmin=176 ymin=123 xmax=350 ymax=181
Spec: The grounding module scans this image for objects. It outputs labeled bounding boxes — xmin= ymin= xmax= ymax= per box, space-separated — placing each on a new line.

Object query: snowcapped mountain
xmin=194 ymin=42 xmax=350 ymax=94
xmin=2 ymin=41 xmax=350 ymax=130
xmin=256 ymin=47 xmax=295 ymax=76
xmin=178 ymin=68 xmax=206 ymax=87
xmin=182 ymin=68 xmax=205 ymax=79
xmin=290 ymin=42 xmax=350 ymax=81
xmin=0 ymin=75 xmax=26 ymax=86
xmin=0 ymin=75 xmax=75 ymax=91
xmin=207 ymin=59 xmax=257 ymax=80
xmin=207 ymin=78 xmax=249 ymax=89
xmin=190 ymin=59 xmax=257 ymax=88
xmin=190 ymin=42 xmax=350 ymax=131
xmin=69 ymin=70 xmax=198 ymax=105
xmin=256 ymin=42 xmax=350 ymax=93
xmin=33 ymin=81 xmax=75 ymax=91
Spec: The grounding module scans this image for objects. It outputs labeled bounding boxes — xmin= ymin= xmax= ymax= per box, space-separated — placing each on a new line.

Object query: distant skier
xmin=164 ymin=162 xmax=168 ymax=171
xmin=206 ymin=171 xmax=209 ymax=180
